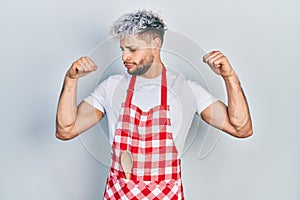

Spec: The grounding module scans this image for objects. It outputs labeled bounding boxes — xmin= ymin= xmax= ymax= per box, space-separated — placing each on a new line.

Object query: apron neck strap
xmin=125 ymin=65 xmax=167 ymax=107
xmin=161 ymin=66 xmax=167 ymax=106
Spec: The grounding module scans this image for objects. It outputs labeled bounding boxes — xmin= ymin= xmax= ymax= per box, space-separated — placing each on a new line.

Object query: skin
xmin=202 ymin=51 xmax=253 ymax=138
xmin=120 ymin=36 xmax=164 ymax=78
xmin=56 ymin=34 xmax=253 ymax=140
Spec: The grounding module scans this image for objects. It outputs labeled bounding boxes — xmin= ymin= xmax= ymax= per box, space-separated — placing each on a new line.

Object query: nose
xmin=122 ymin=50 xmax=131 ymax=62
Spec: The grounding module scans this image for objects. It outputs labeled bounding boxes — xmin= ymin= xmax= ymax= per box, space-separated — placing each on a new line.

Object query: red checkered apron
xmin=103 ymin=66 xmax=184 ymax=200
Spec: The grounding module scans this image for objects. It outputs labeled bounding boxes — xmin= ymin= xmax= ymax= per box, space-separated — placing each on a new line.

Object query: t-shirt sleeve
xmin=188 ymin=79 xmax=218 ymax=114
xmin=83 ymin=79 xmax=108 ymax=114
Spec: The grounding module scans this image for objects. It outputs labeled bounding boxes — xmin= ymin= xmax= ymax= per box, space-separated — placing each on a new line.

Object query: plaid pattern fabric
xmin=104 ymin=67 xmax=184 ymax=199
xmin=104 ymin=171 xmax=183 ymax=200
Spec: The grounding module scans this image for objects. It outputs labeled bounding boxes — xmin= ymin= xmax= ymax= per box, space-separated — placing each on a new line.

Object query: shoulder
xmin=166 ymin=69 xmax=202 ymax=89
xmin=166 ymin=69 xmax=186 ymax=86
xmin=104 ymin=73 xmax=126 ymax=83
xmin=97 ymin=73 xmax=127 ymax=88
xmin=89 ymin=73 xmax=126 ymax=97
xmin=166 ymin=68 xmax=213 ymax=99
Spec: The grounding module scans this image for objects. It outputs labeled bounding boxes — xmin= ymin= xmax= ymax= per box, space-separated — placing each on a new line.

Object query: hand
xmin=203 ymin=50 xmax=235 ymax=78
xmin=66 ymin=56 xmax=97 ymax=79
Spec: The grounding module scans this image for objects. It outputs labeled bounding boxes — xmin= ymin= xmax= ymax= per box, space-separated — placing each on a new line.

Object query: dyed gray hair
xmin=111 ymin=10 xmax=167 ymax=44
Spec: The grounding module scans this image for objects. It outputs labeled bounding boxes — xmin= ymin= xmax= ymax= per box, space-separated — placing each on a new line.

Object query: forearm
xmin=223 ymin=72 xmax=252 ymax=135
xmin=56 ymin=75 xmax=79 ymax=135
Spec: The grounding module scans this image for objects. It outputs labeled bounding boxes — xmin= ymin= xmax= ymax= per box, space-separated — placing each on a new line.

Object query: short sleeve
xmin=187 ymin=79 xmax=218 ymax=114
xmin=84 ymin=80 xmax=107 ymax=114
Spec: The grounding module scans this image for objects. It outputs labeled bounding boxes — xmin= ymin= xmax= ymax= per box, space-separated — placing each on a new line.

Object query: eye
xmin=129 ymin=48 xmax=136 ymax=52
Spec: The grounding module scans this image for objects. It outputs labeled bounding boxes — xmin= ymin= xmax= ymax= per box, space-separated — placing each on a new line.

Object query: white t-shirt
xmin=84 ymin=70 xmax=217 ymax=157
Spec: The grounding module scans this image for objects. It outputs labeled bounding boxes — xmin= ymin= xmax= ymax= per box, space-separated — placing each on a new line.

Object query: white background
xmin=1 ymin=0 xmax=299 ymax=199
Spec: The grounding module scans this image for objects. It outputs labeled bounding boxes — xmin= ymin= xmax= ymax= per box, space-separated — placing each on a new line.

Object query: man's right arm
xmin=55 ymin=57 xmax=103 ymax=140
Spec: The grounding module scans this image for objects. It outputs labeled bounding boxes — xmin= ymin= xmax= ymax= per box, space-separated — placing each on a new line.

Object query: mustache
xmin=124 ymin=62 xmax=137 ymax=65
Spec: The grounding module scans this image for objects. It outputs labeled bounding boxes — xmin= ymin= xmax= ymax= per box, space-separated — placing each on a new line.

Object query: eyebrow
xmin=120 ymin=46 xmax=138 ymax=51
xmin=120 ymin=45 xmax=136 ymax=49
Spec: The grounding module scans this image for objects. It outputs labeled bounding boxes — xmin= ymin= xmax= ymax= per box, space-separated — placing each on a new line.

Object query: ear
xmin=153 ymin=37 xmax=162 ymax=49
xmin=151 ymin=37 xmax=162 ymax=56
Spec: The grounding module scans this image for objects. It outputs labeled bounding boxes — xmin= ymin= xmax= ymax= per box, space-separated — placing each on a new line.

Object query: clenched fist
xmin=66 ymin=56 xmax=97 ymax=79
xmin=203 ymin=51 xmax=235 ymax=78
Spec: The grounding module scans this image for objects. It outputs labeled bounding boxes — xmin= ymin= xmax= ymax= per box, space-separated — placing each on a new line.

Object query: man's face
xmin=120 ymin=35 xmax=155 ymax=76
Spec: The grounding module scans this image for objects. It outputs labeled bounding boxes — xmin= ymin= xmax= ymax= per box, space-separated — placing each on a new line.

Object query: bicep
xmin=73 ymin=101 xmax=104 ymax=136
xmin=200 ymin=100 xmax=237 ymax=136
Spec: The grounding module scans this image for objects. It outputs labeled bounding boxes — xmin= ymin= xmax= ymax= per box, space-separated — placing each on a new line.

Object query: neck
xmin=140 ymin=59 xmax=164 ymax=79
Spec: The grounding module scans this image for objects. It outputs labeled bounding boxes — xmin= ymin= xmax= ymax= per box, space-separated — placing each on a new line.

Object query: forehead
xmin=120 ymin=35 xmax=150 ymax=47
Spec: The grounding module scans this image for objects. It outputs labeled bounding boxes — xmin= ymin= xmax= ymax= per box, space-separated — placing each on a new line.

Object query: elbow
xmin=55 ymin=128 xmax=77 ymax=141
xmin=229 ymin=116 xmax=253 ymax=138
xmin=56 ymin=133 xmax=70 ymax=141
xmin=234 ymin=125 xmax=253 ymax=138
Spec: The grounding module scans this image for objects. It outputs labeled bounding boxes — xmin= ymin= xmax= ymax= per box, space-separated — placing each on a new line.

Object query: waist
xmin=110 ymin=163 xmax=182 ymax=183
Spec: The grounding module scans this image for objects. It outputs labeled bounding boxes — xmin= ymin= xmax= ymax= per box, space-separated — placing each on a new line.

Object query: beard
xmin=127 ymin=54 xmax=154 ymax=76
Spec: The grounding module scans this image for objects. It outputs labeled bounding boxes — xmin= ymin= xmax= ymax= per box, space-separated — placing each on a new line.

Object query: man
xmin=56 ymin=10 xmax=252 ymax=200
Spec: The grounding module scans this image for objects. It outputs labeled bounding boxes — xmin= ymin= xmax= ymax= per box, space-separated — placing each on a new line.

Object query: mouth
xmin=124 ymin=62 xmax=135 ymax=69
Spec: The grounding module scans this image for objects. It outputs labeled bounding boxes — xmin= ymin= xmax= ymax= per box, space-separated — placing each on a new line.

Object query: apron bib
xmin=103 ymin=67 xmax=184 ymax=200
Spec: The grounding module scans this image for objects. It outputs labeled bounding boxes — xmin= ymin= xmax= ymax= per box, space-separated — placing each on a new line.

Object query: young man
xmin=56 ymin=10 xmax=252 ymax=200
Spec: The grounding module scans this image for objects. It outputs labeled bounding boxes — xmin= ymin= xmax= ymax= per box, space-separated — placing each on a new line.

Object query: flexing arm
xmin=201 ymin=51 xmax=253 ymax=138
xmin=55 ymin=57 xmax=104 ymax=140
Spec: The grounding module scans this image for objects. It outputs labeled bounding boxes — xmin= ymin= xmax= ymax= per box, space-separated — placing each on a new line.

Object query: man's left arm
xmin=200 ymin=51 xmax=253 ymax=138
